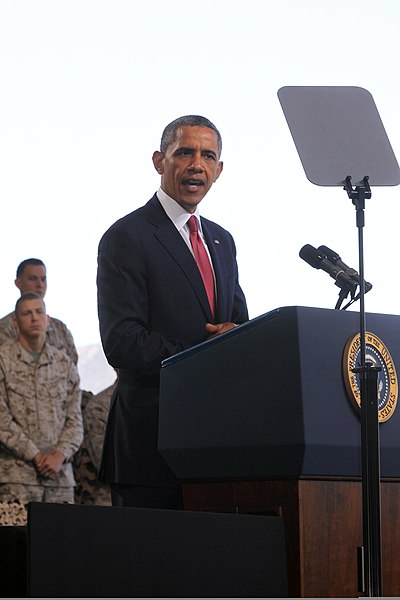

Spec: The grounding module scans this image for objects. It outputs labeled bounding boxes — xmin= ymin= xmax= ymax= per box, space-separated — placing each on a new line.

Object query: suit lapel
xmin=146 ymin=197 xmax=214 ymax=320
xmin=202 ymin=220 xmax=228 ymax=323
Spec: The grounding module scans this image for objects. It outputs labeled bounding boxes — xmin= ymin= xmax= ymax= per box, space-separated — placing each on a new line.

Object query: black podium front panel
xmin=158 ymin=306 xmax=400 ymax=480
xmin=28 ymin=502 xmax=287 ymax=598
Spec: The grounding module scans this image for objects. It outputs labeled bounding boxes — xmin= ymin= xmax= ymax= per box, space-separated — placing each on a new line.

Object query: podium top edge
xmin=161 ymin=305 xmax=400 ymax=369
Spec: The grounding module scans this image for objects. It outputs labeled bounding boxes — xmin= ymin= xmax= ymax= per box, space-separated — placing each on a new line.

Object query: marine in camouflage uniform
xmin=0 ymin=311 xmax=78 ymax=364
xmin=0 ymin=257 xmax=78 ymax=364
xmin=0 ymin=293 xmax=83 ymax=504
xmin=73 ymin=383 xmax=116 ymax=505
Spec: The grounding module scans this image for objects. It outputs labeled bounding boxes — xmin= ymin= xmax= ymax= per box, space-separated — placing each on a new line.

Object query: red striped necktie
xmin=187 ymin=215 xmax=215 ymax=317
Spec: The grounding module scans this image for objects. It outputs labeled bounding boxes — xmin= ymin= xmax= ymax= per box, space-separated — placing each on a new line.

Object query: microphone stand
xmin=344 ymin=175 xmax=382 ymax=597
xmin=335 ymin=284 xmax=355 ymax=310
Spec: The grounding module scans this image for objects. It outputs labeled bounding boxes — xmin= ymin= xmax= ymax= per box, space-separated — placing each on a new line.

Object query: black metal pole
xmin=345 ymin=176 xmax=382 ymax=597
xmin=358 ymin=363 xmax=382 ymax=596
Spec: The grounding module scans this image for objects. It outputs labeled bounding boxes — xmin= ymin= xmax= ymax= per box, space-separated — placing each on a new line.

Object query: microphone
xmin=318 ymin=245 xmax=372 ymax=293
xmin=299 ymin=244 xmax=358 ymax=293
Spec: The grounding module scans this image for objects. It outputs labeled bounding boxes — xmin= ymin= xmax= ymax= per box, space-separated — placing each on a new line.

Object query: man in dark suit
xmin=97 ymin=115 xmax=248 ymax=509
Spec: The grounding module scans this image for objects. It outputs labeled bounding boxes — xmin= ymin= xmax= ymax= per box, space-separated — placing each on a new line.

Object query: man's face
xmin=15 ymin=264 xmax=47 ymax=297
xmin=15 ymin=298 xmax=47 ymax=340
xmin=152 ymin=126 xmax=223 ymax=213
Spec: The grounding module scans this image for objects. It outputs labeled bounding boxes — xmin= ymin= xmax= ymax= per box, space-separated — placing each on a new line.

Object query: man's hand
xmin=33 ymin=451 xmax=65 ymax=479
xmin=205 ymin=322 xmax=237 ymax=338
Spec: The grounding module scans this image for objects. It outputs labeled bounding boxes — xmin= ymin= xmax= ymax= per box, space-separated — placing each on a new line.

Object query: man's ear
xmin=214 ymin=160 xmax=223 ymax=182
xmin=15 ymin=278 xmax=22 ymax=293
xmin=152 ymin=151 xmax=164 ymax=175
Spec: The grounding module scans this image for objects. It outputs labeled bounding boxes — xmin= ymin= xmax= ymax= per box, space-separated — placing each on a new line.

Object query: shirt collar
xmin=156 ymin=187 xmax=202 ymax=232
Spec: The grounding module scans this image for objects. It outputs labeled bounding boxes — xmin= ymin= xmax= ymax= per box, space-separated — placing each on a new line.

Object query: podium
xmin=158 ymin=306 xmax=400 ymax=597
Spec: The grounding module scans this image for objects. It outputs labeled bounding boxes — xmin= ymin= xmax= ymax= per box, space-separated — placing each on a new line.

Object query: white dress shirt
xmin=156 ymin=188 xmax=215 ymax=265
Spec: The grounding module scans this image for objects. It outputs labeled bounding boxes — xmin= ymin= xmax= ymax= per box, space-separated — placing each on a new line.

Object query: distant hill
xmin=77 ymin=343 xmax=116 ymax=394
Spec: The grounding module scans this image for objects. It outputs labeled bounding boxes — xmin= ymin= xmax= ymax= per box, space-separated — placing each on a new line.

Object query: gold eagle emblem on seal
xmin=343 ymin=332 xmax=398 ymax=422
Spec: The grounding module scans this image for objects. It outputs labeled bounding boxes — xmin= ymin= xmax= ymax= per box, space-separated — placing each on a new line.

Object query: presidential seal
xmin=343 ymin=332 xmax=398 ymax=422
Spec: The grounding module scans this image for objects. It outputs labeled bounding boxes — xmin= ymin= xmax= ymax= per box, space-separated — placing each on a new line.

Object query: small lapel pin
xmin=214 ymin=239 xmax=220 ymax=244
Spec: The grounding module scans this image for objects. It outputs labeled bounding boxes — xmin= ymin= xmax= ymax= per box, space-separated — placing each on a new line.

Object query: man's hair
xmin=16 ymin=258 xmax=45 ymax=278
xmin=160 ymin=115 xmax=222 ymax=156
xmin=15 ymin=292 xmax=45 ymax=314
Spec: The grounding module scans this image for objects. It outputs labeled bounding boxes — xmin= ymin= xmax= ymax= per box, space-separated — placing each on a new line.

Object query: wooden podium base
xmin=183 ymin=478 xmax=400 ymax=598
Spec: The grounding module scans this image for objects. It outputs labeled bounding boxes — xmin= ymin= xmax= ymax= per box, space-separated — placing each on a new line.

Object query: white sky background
xmin=1 ymin=0 xmax=400 ymax=357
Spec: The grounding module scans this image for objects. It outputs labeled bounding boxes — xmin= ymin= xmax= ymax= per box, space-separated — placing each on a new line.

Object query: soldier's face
xmin=15 ymin=299 xmax=47 ymax=339
xmin=15 ymin=265 xmax=47 ymax=298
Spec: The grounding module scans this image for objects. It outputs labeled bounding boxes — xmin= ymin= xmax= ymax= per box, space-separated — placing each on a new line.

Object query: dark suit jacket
xmin=97 ymin=194 xmax=248 ymax=486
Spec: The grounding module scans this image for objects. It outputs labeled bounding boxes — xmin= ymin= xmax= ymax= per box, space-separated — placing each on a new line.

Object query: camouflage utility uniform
xmin=0 ymin=340 xmax=83 ymax=503
xmin=73 ymin=383 xmax=116 ymax=505
xmin=0 ymin=311 xmax=78 ymax=364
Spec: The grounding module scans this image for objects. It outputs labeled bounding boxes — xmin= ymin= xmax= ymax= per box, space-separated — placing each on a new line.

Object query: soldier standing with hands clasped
xmin=0 ymin=292 xmax=83 ymax=504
